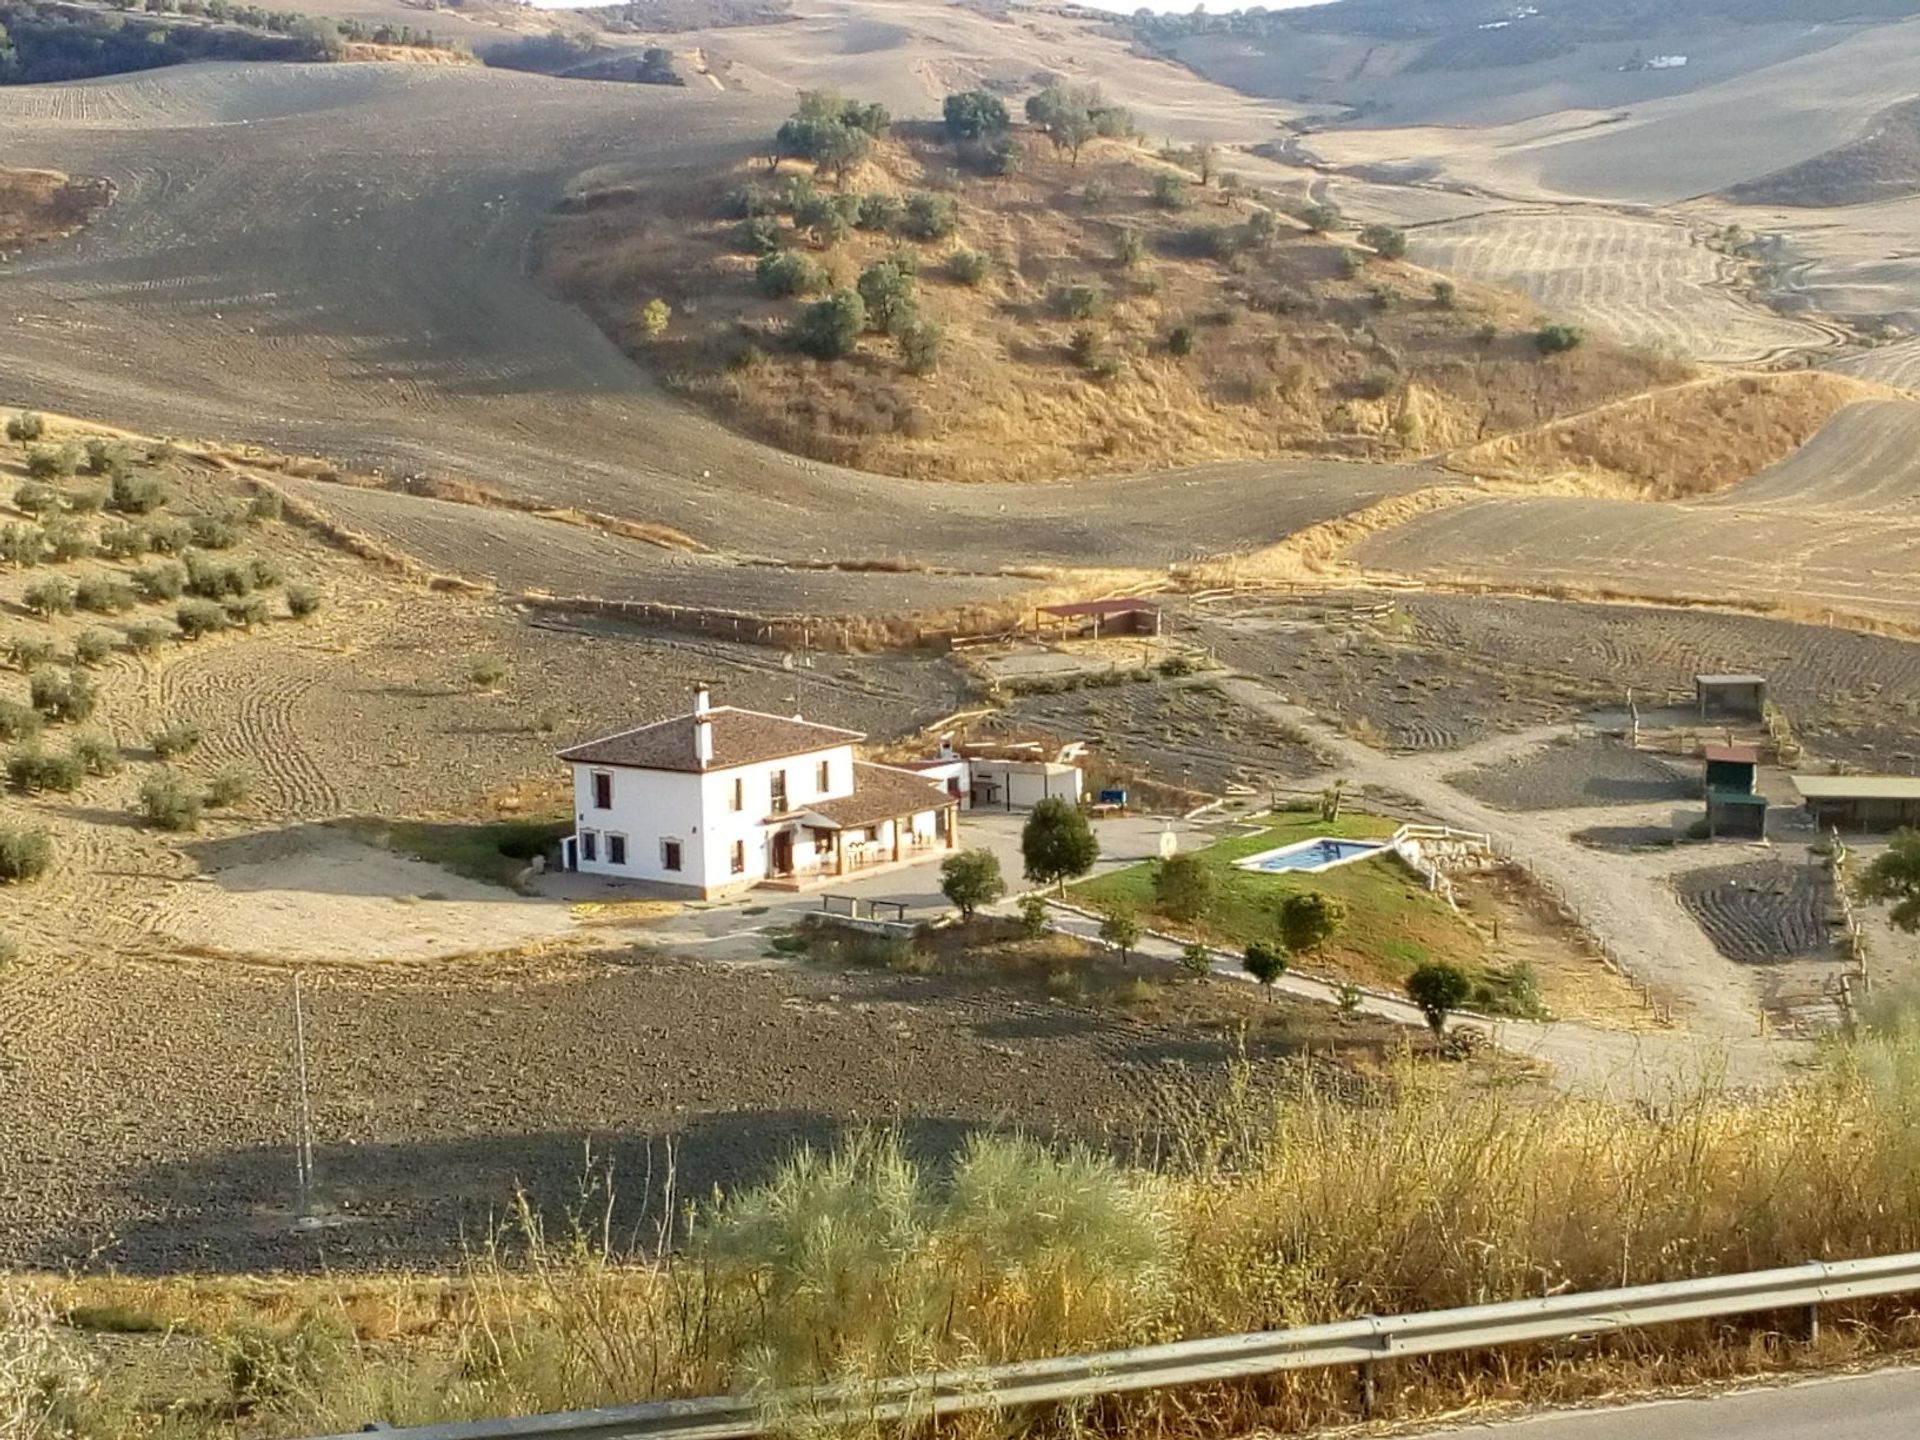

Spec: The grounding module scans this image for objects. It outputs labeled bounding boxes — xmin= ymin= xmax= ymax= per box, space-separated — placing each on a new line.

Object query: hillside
xmin=1727 ymin=95 xmax=1920 ymax=208
xmin=0 ymin=165 xmax=109 ymax=251
xmin=539 ymin=95 xmax=1684 ymax=483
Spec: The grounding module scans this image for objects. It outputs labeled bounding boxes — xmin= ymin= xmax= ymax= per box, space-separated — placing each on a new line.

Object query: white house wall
xmin=572 ymin=765 xmax=706 ymax=888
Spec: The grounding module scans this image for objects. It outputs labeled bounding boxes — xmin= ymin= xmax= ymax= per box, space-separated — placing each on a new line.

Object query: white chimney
xmin=693 ymin=684 xmax=714 ymax=769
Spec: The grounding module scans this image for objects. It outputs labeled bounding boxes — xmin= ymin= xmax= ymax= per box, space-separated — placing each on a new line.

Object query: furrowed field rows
xmin=1408 ymin=210 xmax=1835 ymax=364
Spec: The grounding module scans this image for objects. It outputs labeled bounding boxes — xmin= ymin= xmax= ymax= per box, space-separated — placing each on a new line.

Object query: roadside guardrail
xmin=315 ymin=1251 xmax=1920 ymax=1440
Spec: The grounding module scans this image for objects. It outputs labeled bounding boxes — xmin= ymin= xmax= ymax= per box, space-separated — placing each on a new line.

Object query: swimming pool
xmin=1235 ymin=837 xmax=1389 ymax=875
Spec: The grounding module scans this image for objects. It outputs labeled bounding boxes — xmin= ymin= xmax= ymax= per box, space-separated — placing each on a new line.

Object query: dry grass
xmin=538 ymin=129 xmax=1678 ymax=483
xmin=28 ymin=1012 xmax=1920 ymax=1438
xmin=1444 ymin=370 xmax=1886 ymax=499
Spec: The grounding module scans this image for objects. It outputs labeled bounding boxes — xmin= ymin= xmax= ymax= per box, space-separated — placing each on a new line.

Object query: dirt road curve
xmin=0 ymin=64 xmax=1434 ymax=605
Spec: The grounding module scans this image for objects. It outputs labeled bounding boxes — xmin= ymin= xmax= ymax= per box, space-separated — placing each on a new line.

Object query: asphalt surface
xmin=1406 ymin=1370 xmax=1920 ymax=1439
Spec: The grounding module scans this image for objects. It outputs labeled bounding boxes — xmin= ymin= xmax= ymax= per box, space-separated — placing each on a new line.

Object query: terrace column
xmin=892 ymin=819 xmax=903 ymax=863
xmin=836 ymin=833 xmax=848 ymax=876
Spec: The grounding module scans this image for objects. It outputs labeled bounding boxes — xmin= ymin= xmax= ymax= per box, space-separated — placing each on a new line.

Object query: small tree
xmin=1358 ymin=223 xmax=1408 ymax=260
xmin=5 ymin=411 xmax=46 ymax=445
xmin=1432 ymin=279 xmax=1457 ymax=309
xmin=1248 ymin=207 xmax=1277 ymax=246
xmin=1862 ymin=830 xmax=1920 ymax=931
xmin=1153 ymin=851 xmax=1215 ymax=924
xmin=1018 ymin=892 xmax=1050 ymax=939
xmin=939 ymin=848 xmax=1005 ymax=920
xmin=1535 ymin=324 xmax=1584 ymax=354
xmin=1179 ymin=939 xmax=1213 ymax=981
xmin=795 ymin=290 xmax=868 ymax=360
xmin=1300 ymin=202 xmax=1341 ymax=233
xmin=1276 ymin=891 xmax=1347 ymax=958
xmin=1242 ymin=939 xmax=1288 ymax=998
xmin=947 ymin=247 xmax=990 ymax=286
xmin=138 ymin=769 xmax=202 ymax=833
xmin=757 ymin=250 xmax=825 ymax=298
xmin=897 ymin=319 xmax=944 ymax=376
xmin=901 ymin=192 xmax=958 ymax=241
xmin=856 ymin=260 xmax=918 ymax=336
xmin=1021 ymin=795 xmax=1099 ymax=892
xmin=1151 ymin=172 xmax=1188 ymax=210
xmin=1100 ymin=908 xmax=1142 ymax=962
xmin=943 ymin=89 xmax=1009 ymax=142
xmin=0 ymin=824 xmax=52 ymax=883
xmin=1406 ymin=961 xmax=1472 ymax=1035
xmin=638 ymin=298 xmax=672 ymax=338
xmin=1115 ymin=228 xmax=1144 ymax=268
xmin=1192 ymin=139 xmax=1217 ymax=186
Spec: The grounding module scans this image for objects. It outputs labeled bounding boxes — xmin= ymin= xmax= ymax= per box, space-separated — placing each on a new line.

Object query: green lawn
xmin=335 ymin=816 xmax=571 ymax=889
xmin=1071 ymin=810 xmax=1490 ymax=991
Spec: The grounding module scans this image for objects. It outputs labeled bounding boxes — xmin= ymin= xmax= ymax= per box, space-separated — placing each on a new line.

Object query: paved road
xmin=1404 ymin=1370 xmax=1920 ymax=1438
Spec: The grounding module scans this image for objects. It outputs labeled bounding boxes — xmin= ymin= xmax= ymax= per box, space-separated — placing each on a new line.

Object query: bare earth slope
xmin=1356 ymin=399 xmax=1920 ymax=627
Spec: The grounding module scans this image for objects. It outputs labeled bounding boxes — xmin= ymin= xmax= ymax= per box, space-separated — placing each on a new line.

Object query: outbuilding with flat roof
xmin=1791 ymin=774 xmax=1920 ymax=832
xmin=1697 ymin=674 xmax=1768 ymax=722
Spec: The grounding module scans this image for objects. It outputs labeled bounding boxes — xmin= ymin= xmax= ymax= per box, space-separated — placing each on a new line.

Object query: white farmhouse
xmin=557 ymin=687 xmax=960 ymax=898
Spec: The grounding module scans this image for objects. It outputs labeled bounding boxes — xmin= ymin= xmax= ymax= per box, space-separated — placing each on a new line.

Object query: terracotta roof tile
xmin=558 ymin=707 xmax=863 ymax=772
xmin=805 ymin=763 xmax=956 ymax=829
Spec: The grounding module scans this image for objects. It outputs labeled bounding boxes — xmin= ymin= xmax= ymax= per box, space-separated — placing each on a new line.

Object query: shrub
xmin=855 ymin=192 xmax=902 ymax=232
xmin=900 ymin=191 xmax=958 ymax=241
xmin=756 ymin=249 xmax=825 ymax=299
xmin=23 ymin=577 xmax=75 ymax=617
xmin=0 ymin=522 xmax=43 ymax=567
xmin=70 ymin=731 xmax=122 ymax=777
xmin=29 ymin=667 xmax=97 ymax=723
xmin=1300 ymin=202 xmax=1341 ymax=232
xmin=740 ymin=214 xmax=781 ymax=255
xmin=225 ymin=595 xmax=269 ymax=629
xmin=1151 ymin=172 xmax=1188 ymax=209
xmin=1153 ymin=851 xmax=1216 ymax=924
xmin=1248 ymin=207 xmax=1278 ymax=245
xmin=1018 ymin=892 xmax=1050 ymax=939
xmin=1535 ymin=323 xmax=1584 ymax=354
xmin=0 ymin=701 xmax=43 ymax=742
xmin=1356 ymin=367 xmax=1400 ymax=400
xmin=75 ymin=577 xmax=136 ymax=614
xmin=1432 ymin=279 xmax=1458 ymax=309
xmin=134 ymin=561 xmax=187 ymax=602
xmin=175 ymin=599 xmax=229 ymax=640
xmin=143 ymin=517 xmax=191 ymax=554
xmin=946 ymin=247 xmax=989 ymax=286
xmin=189 ymin=513 xmax=240 ymax=550
xmin=42 ymin=522 xmax=91 ymax=562
xmin=1061 ymin=283 xmax=1105 ymax=320
xmin=12 ymin=481 xmax=60 ymax=516
xmin=1335 ymin=248 xmax=1363 ymax=280
xmin=943 ymin=89 xmax=1010 ymax=141
xmin=184 ymin=553 xmax=252 ymax=599
xmin=24 ymin=445 xmax=76 ymax=480
xmin=246 ymin=556 xmax=284 ymax=589
xmin=67 ymin=487 xmax=106 ymax=516
xmin=1276 ymin=890 xmax=1347 ymax=956
xmin=1168 ymin=324 xmax=1197 ymax=358
xmin=138 ymin=769 xmax=203 ymax=832
xmin=1180 ymin=939 xmax=1213 ymax=979
xmin=150 ymin=722 xmax=203 ymax=759
xmin=71 ymin=629 xmax=117 ymax=667
xmin=5 ymin=411 xmax=45 ymax=444
xmin=1068 ymin=327 xmax=1104 ymax=370
xmin=0 ymin=825 xmax=52 ymax=883
xmin=940 ymin=848 xmax=1006 ymax=920
xmin=726 ymin=183 xmax=773 ymax=219
xmin=1358 ymin=223 xmax=1408 ymax=260
xmin=125 ymin=622 xmax=170 ymax=654
xmin=794 ymin=290 xmax=868 ymax=360
xmin=897 ymin=319 xmax=945 ymax=376
xmin=247 ymin=490 xmax=284 ymax=524
xmin=82 ymin=438 xmax=122 ymax=476
xmin=6 ymin=635 xmax=55 ymax=671
xmin=205 ymin=764 xmax=254 ymax=809
xmin=468 ymin=654 xmax=508 ymax=691
xmin=286 ymin=583 xmax=322 ymax=619
xmin=8 ymin=746 xmax=84 ymax=794
xmin=638 ymin=298 xmax=672 ymax=338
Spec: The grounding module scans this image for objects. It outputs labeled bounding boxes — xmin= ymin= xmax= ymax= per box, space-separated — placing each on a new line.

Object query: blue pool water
xmin=1239 ymin=838 xmax=1387 ymax=874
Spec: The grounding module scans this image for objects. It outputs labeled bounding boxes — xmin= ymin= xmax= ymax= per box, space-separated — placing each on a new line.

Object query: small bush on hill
xmin=5 ymin=635 xmax=54 ymax=671
xmin=794 ymin=290 xmax=868 ymax=360
xmin=205 ymin=764 xmax=253 ymax=810
xmin=71 ymin=629 xmax=117 ymax=667
xmin=125 ymin=621 xmax=170 ymax=653
xmin=12 ymin=481 xmax=60 ymax=516
xmin=1299 ymin=202 xmax=1341 ymax=233
xmin=138 ymin=769 xmax=202 ymax=832
xmin=286 ymin=584 xmax=322 ymax=619
xmin=143 ymin=517 xmax=191 ymax=554
xmin=1432 ymin=279 xmax=1457 ymax=309
xmin=71 ymin=732 xmax=121 ymax=777
xmin=5 ymin=412 xmax=46 ymax=444
xmin=1151 ymin=172 xmax=1188 ymax=210
xmin=1535 ymin=324 xmax=1585 ymax=354
xmin=0 ymin=701 xmax=43 ymax=742
xmin=468 ymin=655 xmax=509 ymax=691
xmin=757 ymin=250 xmax=825 ymax=299
xmin=83 ymin=438 xmax=126 ymax=477
xmin=897 ymin=319 xmax=944 ymax=376
xmin=23 ymin=577 xmax=74 ymax=617
xmin=24 ymin=445 xmax=77 ymax=480
xmin=1061 ymin=283 xmax=1105 ymax=320
xmin=189 ymin=513 xmax=240 ymax=550
xmin=43 ymin=522 xmax=91 ymax=563
xmin=8 ymin=746 xmax=84 ymax=794
xmin=0 ymin=825 xmax=52 ymax=883
xmin=900 ymin=192 xmax=958 ymax=241
xmin=225 ymin=595 xmax=270 ymax=629
xmin=856 ymin=260 xmax=918 ymax=336
xmin=1359 ymin=223 xmax=1408 ymax=260
xmin=135 ymin=562 xmax=187 ymax=601
xmin=75 ymin=577 xmax=136 ymax=614
xmin=943 ymin=89 xmax=1009 ymax=142
xmin=29 ymin=667 xmax=97 ymax=723
xmin=1168 ymin=323 xmax=1198 ymax=358
xmin=946 ymin=247 xmax=989 ymax=286
xmin=150 ymin=722 xmax=203 ymax=759
xmin=0 ymin=522 xmax=43 ymax=567
xmin=854 ymin=192 xmax=901 ymax=232
xmin=175 ymin=599 xmax=229 ymax=640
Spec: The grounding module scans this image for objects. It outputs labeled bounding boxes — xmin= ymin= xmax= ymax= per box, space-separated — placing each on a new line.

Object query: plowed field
xmin=1407 ymin=210 xmax=1835 ymax=364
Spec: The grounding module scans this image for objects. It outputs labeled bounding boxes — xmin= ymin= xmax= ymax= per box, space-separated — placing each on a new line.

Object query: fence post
xmin=1802 ymin=1302 xmax=1821 ymax=1345
xmin=1356 ymin=1361 xmax=1376 ymax=1418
